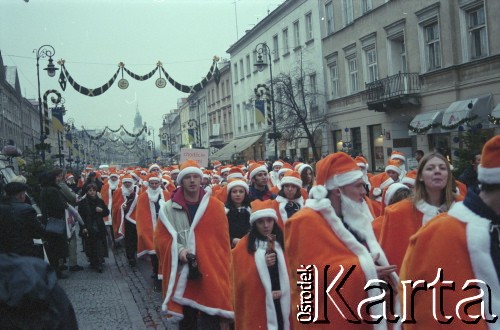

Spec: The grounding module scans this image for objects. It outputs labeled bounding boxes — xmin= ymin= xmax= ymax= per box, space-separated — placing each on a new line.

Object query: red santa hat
xmin=148 ymin=163 xmax=161 ymax=172
xmin=170 ymin=166 xmax=180 ymax=175
xmin=109 ymin=173 xmax=120 ymax=179
xmin=227 ymin=178 xmax=249 ymax=194
xmin=390 ymin=151 xmax=406 ymax=162
xmin=297 ymin=163 xmax=313 ymax=176
xmin=383 ymin=182 xmax=409 ymax=206
xmin=65 ymin=173 xmax=74 ymax=180
xmin=315 ymin=152 xmax=363 ymax=190
xmin=249 ymin=199 xmax=278 ymax=225
xmin=147 ymin=173 xmax=161 ymax=182
xmin=177 ymin=159 xmax=203 ymax=185
xmin=385 ymin=159 xmax=402 ymax=175
xmin=202 ymin=170 xmax=212 ymax=180
xmin=278 ymin=163 xmax=293 ymax=176
xmin=280 ymin=171 xmax=302 ymax=188
xmin=227 ymin=167 xmax=245 ymax=180
xmin=478 ymin=135 xmax=500 ymax=184
xmin=248 ymin=162 xmax=268 ymax=180
xmin=220 ymin=166 xmax=231 ymax=175
xmin=212 ymin=160 xmax=222 ymax=169
xmin=401 ymin=170 xmax=417 ymax=187
xmin=354 ymin=156 xmax=369 ymax=170
xmin=272 ymin=159 xmax=284 ymax=168
xmin=121 ymin=174 xmax=134 ymax=184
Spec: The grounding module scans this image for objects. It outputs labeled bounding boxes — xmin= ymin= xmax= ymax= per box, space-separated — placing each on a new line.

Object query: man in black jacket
xmin=0 ymin=182 xmax=45 ymax=258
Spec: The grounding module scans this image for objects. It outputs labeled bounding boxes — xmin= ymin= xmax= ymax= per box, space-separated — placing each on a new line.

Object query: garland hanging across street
xmin=81 ymin=123 xmax=148 ymax=140
xmin=57 ymin=57 xmax=220 ymax=96
xmin=488 ymin=114 xmax=500 ymax=125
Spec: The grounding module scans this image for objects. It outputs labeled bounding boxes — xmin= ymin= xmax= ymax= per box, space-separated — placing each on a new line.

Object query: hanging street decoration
xmin=488 ymin=114 xmax=500 ymax=125
xmin=81 ymin=122 xmax=148 ymax=140
xmin=57 ymin=56 xmax=220 ymax=96
xmin=408 ymin=115 xmax=480 ymax=133
xmin=440 ymin=115 xmax=478 ymax=130
xmin=407 ymin=122 xmax=441 ymax=134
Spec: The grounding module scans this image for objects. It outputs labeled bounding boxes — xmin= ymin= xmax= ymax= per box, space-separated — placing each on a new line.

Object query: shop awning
xmin=442 ymin=93 xmax=492 ymax=129
xmin=209 ymin=134 xmax=263 ymax=161
xmin=408 ymin=110 xmax=443 ymax=136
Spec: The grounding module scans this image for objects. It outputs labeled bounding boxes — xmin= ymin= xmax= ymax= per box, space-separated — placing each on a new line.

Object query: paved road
xmin=58 ymin=235 xmax=176 ymax=329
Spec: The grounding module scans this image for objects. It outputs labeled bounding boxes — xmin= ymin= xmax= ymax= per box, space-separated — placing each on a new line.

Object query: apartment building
xmin=320 ymin=0 xmax=500 ymax=171
xmin=217 ymin=0 xmax=327 ymax=162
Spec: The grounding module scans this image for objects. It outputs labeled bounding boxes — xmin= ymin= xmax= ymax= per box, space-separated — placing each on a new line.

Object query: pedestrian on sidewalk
xmin=78 ymin=183 xmax=110 ymax=273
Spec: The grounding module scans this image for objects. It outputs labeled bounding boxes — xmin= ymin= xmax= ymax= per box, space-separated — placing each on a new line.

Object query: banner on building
xmin=255 ymin=100 xmax=266 ymax=124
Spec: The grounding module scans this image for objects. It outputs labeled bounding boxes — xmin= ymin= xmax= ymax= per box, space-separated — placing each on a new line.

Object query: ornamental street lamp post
xmin=35 ymin=45 xmax=58 ymax=163
xmin=254 ymin=42 xmax=278 ymax=160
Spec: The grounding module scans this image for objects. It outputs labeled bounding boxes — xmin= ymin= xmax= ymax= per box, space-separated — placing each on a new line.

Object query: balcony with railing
xmin=365 ymin=73 xmax=421 ymax=112
xmin=209 ymin=135 xmax=225 ymax=148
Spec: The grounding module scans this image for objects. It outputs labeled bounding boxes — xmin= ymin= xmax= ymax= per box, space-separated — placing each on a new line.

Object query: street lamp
xmin=148 ymin=126 xmax=157 ymax=160
xmin=254 ymin=42 xmax=278 ymax=160
xmin=35 ymin=45 xmax=58 ymax=163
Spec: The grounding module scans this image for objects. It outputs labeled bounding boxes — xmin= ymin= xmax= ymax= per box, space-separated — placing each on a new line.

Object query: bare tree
xmin=269 ymin=63 xmax=327 ymax=162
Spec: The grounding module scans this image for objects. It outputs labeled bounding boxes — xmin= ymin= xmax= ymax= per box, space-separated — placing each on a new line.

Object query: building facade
xmin=320 ymin=0 xmax=500 ymax=171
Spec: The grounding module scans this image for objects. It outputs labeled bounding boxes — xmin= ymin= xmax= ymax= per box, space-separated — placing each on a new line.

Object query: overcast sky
xmin=1 ymin=0 xmax=284 ymax=141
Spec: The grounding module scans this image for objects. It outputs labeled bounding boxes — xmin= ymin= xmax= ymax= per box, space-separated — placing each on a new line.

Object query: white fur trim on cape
xmin=325 ymin=170 xmax=363 ymax=190
xmin=254 ymin=241 xmax=291 ymax=330
xmin=415 ymin=200 xmax=443 ymax=225
xmin=124 ymin=192 xmax=138 ymax=225
xmin=447 ymin=202 xmax=500 ymax=323
xmin=250 ymin=208 xmax=278 ymax=225
xmin=477 ymin=165 xmax=500 ymax=184
xmin=305 ymin=185 xmax=398 ymax=330
xmin=160 ymin=190 xmax=234 ymax=319
xmin=275 ymin=195 xmax=303 ymax=224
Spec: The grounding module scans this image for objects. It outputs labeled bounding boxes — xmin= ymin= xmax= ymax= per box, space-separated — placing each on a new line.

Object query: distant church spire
xmin=133 ymin=103 xmax=143 ymax=133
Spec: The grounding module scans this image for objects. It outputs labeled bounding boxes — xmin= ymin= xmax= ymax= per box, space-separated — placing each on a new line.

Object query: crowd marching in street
xmin=1 ymin=135 xmax=499 ymax=329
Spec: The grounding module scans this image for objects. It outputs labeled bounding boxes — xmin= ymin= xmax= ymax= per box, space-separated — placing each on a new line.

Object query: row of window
xmin=207 ymin=79 xmax=230 ymax=106
xmin=327 ymin=2 xmax=488 ymax=99
xmin=233 ymin=11 xmax=315 ymax=82
xmin=324 ymin=0 xmax=374 ymax=35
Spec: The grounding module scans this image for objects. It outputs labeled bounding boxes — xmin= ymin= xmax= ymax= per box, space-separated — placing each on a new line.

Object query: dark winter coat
xmin=0 ymin=253 xmax=78 ymax=329
xmin=0 ymin=197 xmax=45 ymax=257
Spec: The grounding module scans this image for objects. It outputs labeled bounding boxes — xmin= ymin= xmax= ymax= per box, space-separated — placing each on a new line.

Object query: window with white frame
xmin=325 ymin=1 xmax=334 ymax=35
xmin=466 ymin=4 xmax=487 ymax=59
xmin=366 ymin=48 xmax=378 ymax=83
xmin=362 ymin=0 xmax=372 ymax=14
xmin=221 ymin=81 xmax=225 ymax=98
xmin=293 ymin=20 xmax=300 ymax=48
xmin=226 ymin=79 xmax=230 ymax=96
xmin=329 ymin=60 xmax=339 ymax=98
xmin=417 ymin=4 xmax=442 ymax=72
xmin=385 ymin=19 xmax=407 ymax=75
xmin=246 ymin=55 xmax=251 ymax=76
xmin=309 ymin=73 xmax=317 ymax=105
xmin=343 ymin=0 xmax=354 ymax=26
xmin=305 ymin=12 xmax=313 ymax=41
xmin=239 ymin=59 xmax=244 ymax=80
xmin=424 ymin=22 xmax=441 ymax=70
xmin=236 ymin=104 xmax=241 ymax=128
xmin=273 ymin=35 xmax=279 ymax=60
xmin=282 ymin=28 xmax=289 ymax=54
xmin=348 ymin=57 xmax=358 ymax=93
xmin=233 ymin=63 xmax=238 ymax=81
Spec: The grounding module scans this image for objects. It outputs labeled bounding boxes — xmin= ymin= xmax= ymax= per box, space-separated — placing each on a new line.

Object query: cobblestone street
xmin=58 ymin=238 xmax=175 ymax=329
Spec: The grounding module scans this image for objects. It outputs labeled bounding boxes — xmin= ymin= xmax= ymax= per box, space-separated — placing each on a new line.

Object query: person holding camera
xmin=155 ymin=159 xmax=233 ymax=328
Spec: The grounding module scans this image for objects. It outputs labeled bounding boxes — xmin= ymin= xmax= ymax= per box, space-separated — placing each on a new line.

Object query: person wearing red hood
xmin=155 ymin=159 xmax=233 ymax=328
xmin=285 ymin=152 xmax=399 ymax=329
